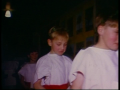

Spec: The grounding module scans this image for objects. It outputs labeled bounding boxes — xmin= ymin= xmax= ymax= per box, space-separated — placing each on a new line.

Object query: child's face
xmin=28 ymin=52 xmax=38 ymax=62
xmin=102 ymin=26 xmax=118 ymax=50
xmin=49 ymin=36 xmax=68 ymax=55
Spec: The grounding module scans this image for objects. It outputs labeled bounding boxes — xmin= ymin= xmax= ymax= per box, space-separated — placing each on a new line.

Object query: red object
xmin=43 ymin=83 xmax=68 ymax=89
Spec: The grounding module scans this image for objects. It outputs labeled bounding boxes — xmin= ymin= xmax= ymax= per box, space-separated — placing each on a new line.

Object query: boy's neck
xmin=49 ymin=50 xmax=55 ymax=54
xmin=94 ymin=41 xmax=108 ymax=50
xmin=94 ymin=37 xmax=109 ymax=50
xmin=30 ymin=60 xmax=36 ymax=64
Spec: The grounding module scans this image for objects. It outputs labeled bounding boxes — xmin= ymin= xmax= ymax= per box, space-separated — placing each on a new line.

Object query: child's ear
xmin=97 ymin=25 xmax=104 ymax=35
xmin=47 ymin=39 xmax=52 ymax=46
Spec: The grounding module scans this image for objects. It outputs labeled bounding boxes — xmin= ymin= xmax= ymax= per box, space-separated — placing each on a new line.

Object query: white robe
xmin=18 ymin=63 xmax=36 ymax=88
xmin=33 ymin=53 xmax=72 ymax=86
xmin=69 ymin=47 xmax=118 ymax=89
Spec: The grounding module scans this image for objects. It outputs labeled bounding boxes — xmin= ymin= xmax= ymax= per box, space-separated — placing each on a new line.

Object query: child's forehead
xmin=105 ymin=25 xmax=118 ymax=30
xmin=54 ymin=36 xmax=68 ymax=41
xmin=105 ymin=21 xmax=118 ymax=27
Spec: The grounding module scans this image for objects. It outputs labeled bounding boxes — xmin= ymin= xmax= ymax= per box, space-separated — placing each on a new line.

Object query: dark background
xmin=1 ymin=1 xmax=118 ymax=89
xmin=1 ymin=0 xmax=86 ymax=60
xmin=1 ymin=0 xmax=118 ymax=61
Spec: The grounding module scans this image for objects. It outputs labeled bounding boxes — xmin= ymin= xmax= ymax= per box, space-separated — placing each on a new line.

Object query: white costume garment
xmin=69 ymin=47 xmax=118 ymax=89
xmin=18 ymin=63 xmax=36 ymax=88
xmin=116 ymin=50 xmax=118 ymax=57
xmin=33 ymin=53 xmax=72 ymax=86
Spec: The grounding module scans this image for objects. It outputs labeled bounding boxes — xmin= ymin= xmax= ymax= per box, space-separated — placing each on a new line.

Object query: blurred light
xmin=3 ymin=2 xmax=14 ymax=18
xmin=6 ymin=2 xmax=11 ymax=10
xmin=5 ymin=10 xmax=11 ymax=17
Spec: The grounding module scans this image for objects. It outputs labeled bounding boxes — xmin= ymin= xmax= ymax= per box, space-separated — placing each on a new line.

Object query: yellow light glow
xmin=6 ymin=2 xmax=11 ymax=10
xmin=3 ymin=2 xmax=14 ymax=17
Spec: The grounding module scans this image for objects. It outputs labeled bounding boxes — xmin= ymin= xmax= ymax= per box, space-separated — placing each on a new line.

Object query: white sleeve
xmin=116 ymin=50 xmax=118 ymax=57
xmin=33 ymin=58 xmax=52 ymax=84
xmin=18 ymin=64 xmax=27 ymax=77
xmin=69 ymin=50 xmax=85 ymax=85
xmin=69 ymin=50 xmax=97 ymax=86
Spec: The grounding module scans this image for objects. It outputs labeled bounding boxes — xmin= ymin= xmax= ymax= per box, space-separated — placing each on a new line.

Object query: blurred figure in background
xmin=18 ymin=47 xmax=39 ymax=89
xmin=2 ymin=59 xmax=19 ymax=89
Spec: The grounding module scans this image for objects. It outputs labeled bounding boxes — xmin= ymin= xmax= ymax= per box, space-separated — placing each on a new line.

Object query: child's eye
xmin=64 ymin=44 xmax=67 ymax=46
xmin=114 ymin=30 xmax=118 ymax=33
xmin=115 ymin=31 xmax=118 ymax=33
xmin=57 ymin=44 xmax=61 ymax=46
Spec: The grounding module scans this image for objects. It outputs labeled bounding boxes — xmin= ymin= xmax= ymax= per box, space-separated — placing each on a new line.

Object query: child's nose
xmin=61 ymin=45 xmax=64 ymax=50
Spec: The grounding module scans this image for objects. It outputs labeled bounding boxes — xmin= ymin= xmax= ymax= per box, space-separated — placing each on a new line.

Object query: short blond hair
xmin=95 ymin=12 xmax=118 ymax=29
xmin=48 ymin=26 xmax=69 ymax=40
